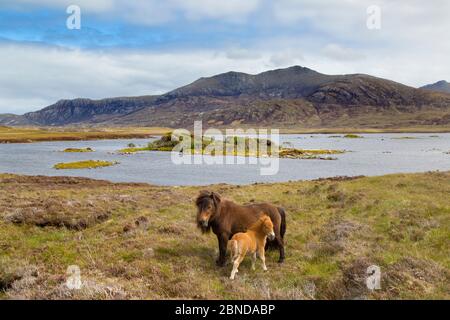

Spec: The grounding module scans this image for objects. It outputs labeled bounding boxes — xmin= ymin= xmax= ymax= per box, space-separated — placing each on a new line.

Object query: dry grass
xmin=0 ymin=172 xmax=448 ymax=300
xmin=0 ymin=126 xmax=171 ymax=143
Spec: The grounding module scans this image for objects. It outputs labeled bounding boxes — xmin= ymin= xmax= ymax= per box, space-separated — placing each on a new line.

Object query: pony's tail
xmin=277 ymin=207 xmax=287 ymax=240
xmin=228 ymin=240 xmax=239 ymax=261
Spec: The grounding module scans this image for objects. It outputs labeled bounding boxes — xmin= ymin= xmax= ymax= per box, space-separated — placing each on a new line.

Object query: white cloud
xmin=174 ymin=0 xmax=261 ymax=22
xmin=322 ymin=44 xmax=365 ymax=61
xmin=2 ymin=37 xmax=449 ymax=114
xmin=270 ymin=50 xmax=304 ymax=67
xmin=0 ymin=43 xmax=271 ymax=113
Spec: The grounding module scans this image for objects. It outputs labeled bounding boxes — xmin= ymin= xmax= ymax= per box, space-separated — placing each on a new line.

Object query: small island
xmin=61 ymin=147 xmax=94 ymax=153
xmin=343 ymin=134 xmax=363 ymax=139
xmin=53 ymin=160 xmax=118 ymax=170
xmin=117 ymin=133 xmax=345 ymax=160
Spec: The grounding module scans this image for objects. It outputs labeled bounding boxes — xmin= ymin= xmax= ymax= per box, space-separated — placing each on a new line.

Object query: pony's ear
xmin=211 ymin=192 xmax=221 ymax=207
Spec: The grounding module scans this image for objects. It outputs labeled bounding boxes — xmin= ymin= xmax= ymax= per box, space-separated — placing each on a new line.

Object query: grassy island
xmin=117 ymin=133 xmax=345 ymax=160
xmin=343 ymin=134 xmax=363 ymax=139
xmin=53 ymin=160 xmax=118 ymax=170
xmin=62 ymin=147 xmax=94 ymax=153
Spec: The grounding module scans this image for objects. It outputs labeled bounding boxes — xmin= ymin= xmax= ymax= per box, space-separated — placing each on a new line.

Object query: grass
xmin=0 ymin=171 xmax=448 ymax=299
xmin=62 ymin=148 xmax=94 ymax=153
xmin=0 ymin=126 xmax=171 ymax=143
xmin=53 ymin=160 xmax=118 ymax=170
xmin=117 ymin=147 xmax=150 ymax=154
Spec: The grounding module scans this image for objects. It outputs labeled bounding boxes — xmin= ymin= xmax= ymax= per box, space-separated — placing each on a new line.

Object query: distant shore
xmin=1 ymin=125 xmax=449 ymax=143
xmin=0 ymin=126 xmax=171 ymax=143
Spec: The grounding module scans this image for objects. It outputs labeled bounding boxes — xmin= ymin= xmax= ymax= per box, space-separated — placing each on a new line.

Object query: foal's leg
xmin=230 ymin=258 xmax=239 ymax=280
xmin=258 ymin=247 xmax=268 ymax=271
xmin=230 ymin=254 xmax=245 ymax=280
xmin=251 ymin=252 xmax=257 ymax=271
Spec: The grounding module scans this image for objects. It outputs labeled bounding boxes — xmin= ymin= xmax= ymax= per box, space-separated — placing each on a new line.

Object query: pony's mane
xmin=195 ymin=190 xmax=212 ymax=211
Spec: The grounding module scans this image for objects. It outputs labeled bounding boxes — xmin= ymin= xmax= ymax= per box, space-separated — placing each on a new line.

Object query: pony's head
xmin=195 ymin=190 xmax=221 ymax=233
xmin=257 ymin=215 xmax=275 ymax=241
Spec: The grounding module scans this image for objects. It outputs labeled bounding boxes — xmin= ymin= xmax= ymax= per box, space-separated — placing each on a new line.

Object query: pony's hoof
xmin=216 ymin=259 xmax=226 ymax=267
xmin=278 ymin=258 xmax=285 ymax=264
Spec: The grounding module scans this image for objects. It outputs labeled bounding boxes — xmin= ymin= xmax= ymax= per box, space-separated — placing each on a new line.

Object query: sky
xmin=0 ymin=0 xmax=449 ymax=114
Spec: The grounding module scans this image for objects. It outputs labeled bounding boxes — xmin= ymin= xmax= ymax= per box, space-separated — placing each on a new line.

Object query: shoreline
xmin=0 ymin=170 xmax=447 ymax=187
xmin=1 ymin=126 xmax=449 ymax=143
xmin=0 ymin=126 xmax=172 ymax=144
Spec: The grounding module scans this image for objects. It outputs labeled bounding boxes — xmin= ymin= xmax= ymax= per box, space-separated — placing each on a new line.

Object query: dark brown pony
xmin=195 ymin=190 xmax=286 ymax=266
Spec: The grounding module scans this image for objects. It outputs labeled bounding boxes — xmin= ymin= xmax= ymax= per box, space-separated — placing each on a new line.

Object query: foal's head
xmin=253 ymin=215 xmax=275 ymax=241
xmin=195 ymin=190 xmax=221 ymax=233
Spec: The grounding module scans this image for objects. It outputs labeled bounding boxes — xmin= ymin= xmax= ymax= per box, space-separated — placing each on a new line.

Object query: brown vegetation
xmin=0 ymin=172 xmax=449 ymax=299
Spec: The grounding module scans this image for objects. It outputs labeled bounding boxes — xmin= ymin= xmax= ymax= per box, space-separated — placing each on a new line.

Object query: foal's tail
xmin=277 ymin=207 xmax=287 ymax=240
xmin=228 ymin=240 xmax=239 ymax=262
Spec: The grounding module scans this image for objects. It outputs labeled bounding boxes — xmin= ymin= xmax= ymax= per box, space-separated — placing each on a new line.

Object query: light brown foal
xmin=228 ymin=215 xmax=275 ymax=280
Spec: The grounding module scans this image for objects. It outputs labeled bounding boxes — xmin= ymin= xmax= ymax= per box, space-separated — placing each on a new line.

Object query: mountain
xmin=421 ymin=80 xmax=450 ymax=94
xmin=109 ymin=66 xmax=450 ymax=128
xmin=0 ymin=113 xmax=33 ymax=126
xmin=0 ymin=96 xmax=159 ymax=126
xmin=2 ymin=66 xmax=450 ymax=129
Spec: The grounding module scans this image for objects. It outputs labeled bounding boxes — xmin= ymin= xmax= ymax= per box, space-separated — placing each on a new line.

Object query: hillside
xmin=421 ymin=80 xmax=450 ymax=94
xmin=0 ymin=172 xmax=449 ymax=299
xmin=2 ymin=66 xmax=450 ymax=129
xmin=0 ymin=96 xmax=159 ymax=126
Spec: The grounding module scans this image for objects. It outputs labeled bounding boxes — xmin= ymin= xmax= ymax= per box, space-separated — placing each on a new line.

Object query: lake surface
xmin=0 ymin=134 xmax=449 ymax=186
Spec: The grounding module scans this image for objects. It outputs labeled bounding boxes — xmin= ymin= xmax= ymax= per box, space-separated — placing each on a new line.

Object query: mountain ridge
xmin=1 ymin=66 xmax=450 ymax=128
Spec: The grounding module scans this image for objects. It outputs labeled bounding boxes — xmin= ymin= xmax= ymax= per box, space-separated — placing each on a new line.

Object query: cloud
xmin=0 ymin=1 xmax=449 ymax=113
xmin=0 ymin=0 xmax=262 ymax=25
xmin=270 ymin=50 xmax=304 ymax=67
xmin=0 ymin=43 xmax=271 ymax=113
xmin=322 ymin=44 xmax=365 ymax=61
xmin=225 ymin=47 xmax=262 ymax=60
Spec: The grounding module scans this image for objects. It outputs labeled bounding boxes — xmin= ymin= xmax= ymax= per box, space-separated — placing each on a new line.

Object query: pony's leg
xmin=276 ymin=236 xmax=285 ymax=263
xmin=258 ymin=247 xmax=268 ymax=271
xmin=251 ymin=252 xmax=257 ymax=271
xmin=216 ymin=233 xmax=229 ymax=267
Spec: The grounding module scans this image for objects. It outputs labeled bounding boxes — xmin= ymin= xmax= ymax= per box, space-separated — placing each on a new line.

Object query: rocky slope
xmin=0 ymin=96 xmax=158 ymax=126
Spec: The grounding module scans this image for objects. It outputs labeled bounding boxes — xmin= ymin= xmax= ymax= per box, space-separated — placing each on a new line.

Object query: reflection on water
xmin=0 ymin=133 xmax=449 ymax=186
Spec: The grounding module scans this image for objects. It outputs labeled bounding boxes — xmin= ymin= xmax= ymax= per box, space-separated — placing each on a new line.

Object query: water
xmin=0 ymin=134 xmax=449 ymax=186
